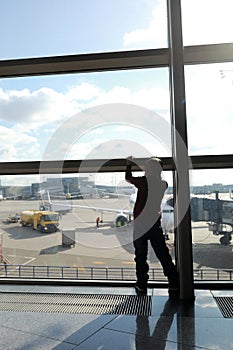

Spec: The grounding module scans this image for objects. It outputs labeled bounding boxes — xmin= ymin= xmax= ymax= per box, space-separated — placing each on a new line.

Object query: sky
xmin=0 ymin=0 xmax=233 ymax=187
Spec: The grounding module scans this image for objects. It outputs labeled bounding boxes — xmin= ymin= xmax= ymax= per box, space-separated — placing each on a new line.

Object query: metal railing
xmin=0 ymin=263 xmax=232 ymax=281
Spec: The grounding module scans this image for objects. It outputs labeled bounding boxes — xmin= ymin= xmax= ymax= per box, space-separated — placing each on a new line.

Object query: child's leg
xmin=149 ymin=221 xmax=178 ymax=282
xmin=133 ymin=235 xmax=149 ymax=289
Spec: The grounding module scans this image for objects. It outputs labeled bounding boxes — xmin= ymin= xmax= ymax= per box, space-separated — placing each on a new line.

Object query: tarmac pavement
xmin=0 ymin=199 xmax=232 ymax=276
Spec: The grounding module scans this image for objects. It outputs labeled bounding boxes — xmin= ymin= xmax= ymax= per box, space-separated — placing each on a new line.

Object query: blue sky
xmin=1 ymin=0 xmax=233 ymax=60
xmin=0 ymin=0 xmax=159 ymax=59
xmin=0 ymin=0 xmax=233 ymax=186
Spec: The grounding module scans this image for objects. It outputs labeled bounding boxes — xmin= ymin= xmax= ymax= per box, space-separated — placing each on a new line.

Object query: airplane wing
xmin=97 ymin=191 xmax=131 ymax=198
xmin=42 ymin=190 xmax=173 ymax=230
xmin=49 ymin=194 xmax=83 ymax=199
xmin=69 ymin=202 xmax=133 ymax=216
xmin=45 ymin=190 xmax=133 ymax=216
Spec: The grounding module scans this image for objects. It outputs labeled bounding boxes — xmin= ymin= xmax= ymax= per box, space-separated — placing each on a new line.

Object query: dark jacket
xmin=125 ymin=164 xmax=167 ymax=222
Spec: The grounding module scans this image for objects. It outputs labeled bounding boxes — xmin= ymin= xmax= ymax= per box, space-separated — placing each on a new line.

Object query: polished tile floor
xmin=0 ymin=285 xmax=232 ymax=349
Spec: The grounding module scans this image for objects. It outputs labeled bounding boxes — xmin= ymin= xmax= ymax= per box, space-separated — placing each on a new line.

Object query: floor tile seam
xmin=172 ymin=315 xmax=227 ymax=320
xmin=67 ymin=315 xmax=120 ymax=348
xmin=149 ymin=313 xmax=229 ymax=320
xmin=104 ymin=316 xmax=174 ymax=338
xmin=177 ymin=314 xmax=224 ymax=319
xmin=0 ymin=314 xmax=120 ymax=345
xmin=165 ymin=333 xmax=220 ymax=350
xmin=134 ymin=337 xmax=181 ymax=348
xmin=0 ymin=323 xmax=79 ymax=346
xmin=172 ymin=341 xmax=214 ymax=350
xmin=99 ymin=326 xmax=211 ymax=350
xmin=147 ymin=313 xmax=180 ymax=320
xmin=153 ymin=339 xmax=210 ymax=350
xmin=101 ymin=325 xmax=140 ymax=337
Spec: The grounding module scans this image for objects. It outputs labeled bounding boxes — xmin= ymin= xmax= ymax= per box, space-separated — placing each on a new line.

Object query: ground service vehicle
xmin=20 ymin=210 xmax=59 ymax=233
xmin=6 ymin=214 xmax=20 ymax=223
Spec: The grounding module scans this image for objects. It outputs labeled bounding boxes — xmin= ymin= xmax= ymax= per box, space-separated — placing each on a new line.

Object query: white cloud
xmin=88 ymin=86 xmax=132 ymax=107
xmin=123 ymin=0 xmax=167 ymax=49
xmin=132 ymin=87 xmax=169 ymax=110
xmin=0 ymin=87 xmax=70 ymax=129
xmin=66 ymin=83 xmax=101 ymax=101
xmin=122 ymin=0 xmax=233 ymax=48
xmin=0 ymin=59 xmax=232 ymax=187
xmin=1 ymin=1 xmax=233 ymax=188
xmin=0 ymin=125 xmax=39 ymax=161
xmin=65 ymin=138 xmax=110 ymax=160
xmin=64 ymin=125 xmax=171 ymax=161
xmin=87 ymin=85 xmax=169 ymax=112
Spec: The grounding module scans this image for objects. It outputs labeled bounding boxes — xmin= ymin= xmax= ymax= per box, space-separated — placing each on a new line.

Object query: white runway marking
xmin=7 ymin=255 xmax=36 ymax=265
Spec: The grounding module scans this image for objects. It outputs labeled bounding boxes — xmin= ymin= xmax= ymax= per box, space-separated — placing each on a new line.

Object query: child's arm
xmin=125 ymin=156 xmax=134 ymax=183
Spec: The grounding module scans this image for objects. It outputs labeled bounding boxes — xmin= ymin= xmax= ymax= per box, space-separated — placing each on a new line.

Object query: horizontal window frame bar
xmin=0 ymin=43 xmax=233 ymax=78
xmin=0 ymin=278 xmax=232 ymax=291
xmin=0 ymin=49 xmax=169 ymax=78
xmin=184 ymin=42 xmax=233 ymax=65
xmin=0 ymin=155 xmax=233 ymax=175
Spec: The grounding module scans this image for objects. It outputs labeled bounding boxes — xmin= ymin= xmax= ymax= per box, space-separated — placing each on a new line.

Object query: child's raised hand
xmin=126 ymin=156 xmax=134 ymax=165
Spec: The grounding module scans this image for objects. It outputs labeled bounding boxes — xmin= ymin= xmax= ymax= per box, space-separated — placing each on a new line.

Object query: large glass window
xmin=1 ymin=1 xmax=233 ymax=288
xmin=0 ymin=68 xmax=170 ymax=162
xmin=0 ymin=171 xmax=174 ymax=281
xmin=190 ymin=169 xmax=233 ymax=281
xmin=1 ymin=169 xmax=233 ymax=282
xmin=185 ymin=63 xmax=233 ymax=155
xmin=0 ymin=0 xmax=168 ymax=60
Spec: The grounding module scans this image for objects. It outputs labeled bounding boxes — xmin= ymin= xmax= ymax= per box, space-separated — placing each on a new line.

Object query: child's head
xmin=145 ymin=157 xmax=163 ymax=177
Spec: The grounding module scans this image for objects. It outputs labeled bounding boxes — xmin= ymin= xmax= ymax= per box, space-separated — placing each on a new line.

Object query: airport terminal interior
xmin=1 ymin=0 xmax=233 ymax=349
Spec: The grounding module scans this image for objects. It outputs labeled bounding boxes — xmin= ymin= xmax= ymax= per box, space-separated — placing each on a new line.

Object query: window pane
xmin=0 ymin=0 xmax=168 ymax=60
xmin=190 ymin=169 xmax=233 ymax=281
xmin=185 ymin=63 xmax=233 ymax=155
xmin=0 ymin=68 xmax=170 ymax=162
xmin=0 ymin=171 xmax=174 ymax=282
xmin=181 ymin=0 xmax=233 ymax=46
xmin=3 ymin=170 xmax=232 ymax=283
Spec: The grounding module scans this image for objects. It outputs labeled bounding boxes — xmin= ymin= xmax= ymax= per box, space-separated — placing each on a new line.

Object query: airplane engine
xmin=114 ymin=214 xmax=129 ymax=227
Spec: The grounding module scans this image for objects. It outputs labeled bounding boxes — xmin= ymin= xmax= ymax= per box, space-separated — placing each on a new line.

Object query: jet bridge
xmin=190 ymin=193 xmax=233 ymax=245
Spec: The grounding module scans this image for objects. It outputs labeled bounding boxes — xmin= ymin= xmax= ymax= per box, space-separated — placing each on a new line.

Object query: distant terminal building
xmin=37 ymin=176 xmax=95 ymax=198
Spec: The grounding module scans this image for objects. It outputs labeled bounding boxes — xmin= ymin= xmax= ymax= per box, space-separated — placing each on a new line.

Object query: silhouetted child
xmin=125 ymin=156 xmax=179 ymax=297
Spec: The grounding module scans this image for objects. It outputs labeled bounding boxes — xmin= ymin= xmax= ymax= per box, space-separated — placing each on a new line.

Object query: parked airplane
xmin=128 ymin=192 xmax=174 ymax=237
xmin=42 ymin=187 xmax=233 ymax=244
xmin=38 ymin=190 xmax=72 ymax=214
xmin=46 ymin=189 xmax=174 ymax=236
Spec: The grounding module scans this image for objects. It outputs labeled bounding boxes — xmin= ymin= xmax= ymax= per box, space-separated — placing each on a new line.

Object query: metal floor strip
xmin=214 ymin=297 xmax=233 ymax=318
xmin=0 ymin=292 xmax=152 ymax=316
